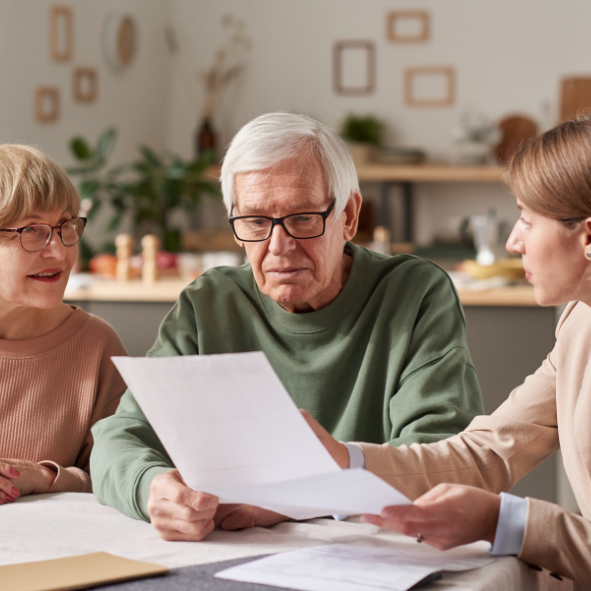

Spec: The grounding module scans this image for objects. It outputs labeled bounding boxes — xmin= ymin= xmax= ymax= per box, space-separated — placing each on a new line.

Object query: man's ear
xmin=342 ymin=192 xmax=363 ymax=242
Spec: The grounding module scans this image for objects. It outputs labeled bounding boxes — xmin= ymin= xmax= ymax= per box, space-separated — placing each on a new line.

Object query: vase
xmin=196 ymin=118 xmax=217 ymax=160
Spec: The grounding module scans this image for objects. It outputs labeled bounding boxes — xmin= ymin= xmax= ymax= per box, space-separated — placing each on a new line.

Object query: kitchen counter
xmin=64 ymin=276 xmax=538 ymax=307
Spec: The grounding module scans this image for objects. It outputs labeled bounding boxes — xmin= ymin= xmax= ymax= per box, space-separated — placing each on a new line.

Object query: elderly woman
xmin=304 ymin=116 xmax=591 ymax=586
xmin=0 ymin=144 xmax=126 ymax=501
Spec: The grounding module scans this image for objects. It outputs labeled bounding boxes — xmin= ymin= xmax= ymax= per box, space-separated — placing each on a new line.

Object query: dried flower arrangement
xmin=199 ymin=15 xmax=252 ymax=121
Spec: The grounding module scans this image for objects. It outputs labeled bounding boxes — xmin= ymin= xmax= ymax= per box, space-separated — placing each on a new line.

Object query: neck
xmin=0 ymin=302 xmax=73 ymax=340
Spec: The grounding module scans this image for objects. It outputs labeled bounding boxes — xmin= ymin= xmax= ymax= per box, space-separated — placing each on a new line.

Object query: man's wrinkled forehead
xmin=234 ymin=156 xmax=328 ymax=213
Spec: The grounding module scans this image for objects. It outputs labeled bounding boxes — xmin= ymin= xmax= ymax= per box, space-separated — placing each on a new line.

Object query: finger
xmin=156 ymin=479 xmax=218 ymax=514
xmin=0 ymin=475 xmax=20 ymax=499
xmin=361 ymin=514 xmax=383 ymax=526
xmin=214 ymin=504 xmax=245 ymax=527
xmin=0 ymin=460 xmax=19 ymax=479
xmin=220 ymin=508 xmax=256 ymax=531
xmin=153 ymin=516 xmax=215 ymax=541
xmin=380 ymin=503 xmax=429 ymax=522
xmin=151 ymin=499 xmax=216 ymax=523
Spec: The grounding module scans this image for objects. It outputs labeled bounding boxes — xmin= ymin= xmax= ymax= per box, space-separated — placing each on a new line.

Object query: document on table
xmin=216 ymin=543 xmax=496 ymax=591
xmin=112 ymin=352 xmax=411 ymax=519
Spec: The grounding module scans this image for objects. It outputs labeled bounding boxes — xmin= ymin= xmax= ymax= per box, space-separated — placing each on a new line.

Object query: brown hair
xmin=508 ymin=117 xmax=591 ymax=226
xmin=0 ymin=144 xmax=79 ymax=227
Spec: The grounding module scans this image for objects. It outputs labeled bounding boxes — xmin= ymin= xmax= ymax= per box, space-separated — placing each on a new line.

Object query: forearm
xmin=37 ymin=461 xmax=91 ymax=493
xmin=90 ymin=391 xmax=174 ymax=521
xmin=357 ymin=414 xmax=558 ymax=501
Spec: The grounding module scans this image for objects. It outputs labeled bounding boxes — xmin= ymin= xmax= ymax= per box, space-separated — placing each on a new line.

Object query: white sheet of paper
xmin=112 ymin=352 xmax=410 ymax=519
xmin=216 ymin=543 xmax=496 ymax=591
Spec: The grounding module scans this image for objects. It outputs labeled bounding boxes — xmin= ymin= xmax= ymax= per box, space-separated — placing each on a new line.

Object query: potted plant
xmin=67 ymin=128 xmax=220 ymax=254
xmin=339 ymin=114 xmax=384 ymax=164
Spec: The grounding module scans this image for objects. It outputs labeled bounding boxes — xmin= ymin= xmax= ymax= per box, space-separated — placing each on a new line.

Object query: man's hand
xmin=300 ymin=409 xmax=349 ymax=469
xmin=148 ymin=470 xmax=219 ymax=541
xmin=361 ymin=483 xmax=501 ymax=550
xmin=214 ymin=504 xmax=290 ymax=531
xmin=0 ymin=459 xmax=57 ymax=503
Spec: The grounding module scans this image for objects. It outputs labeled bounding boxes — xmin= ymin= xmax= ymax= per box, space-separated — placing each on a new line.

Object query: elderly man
xmin=91 ymin=112 xmax=483 ymax=541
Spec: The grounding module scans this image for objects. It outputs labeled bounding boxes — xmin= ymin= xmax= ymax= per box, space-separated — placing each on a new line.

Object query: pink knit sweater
xmin=0 ymin=307 xmax=127 ymax=493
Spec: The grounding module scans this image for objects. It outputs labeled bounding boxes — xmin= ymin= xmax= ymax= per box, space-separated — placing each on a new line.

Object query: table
xmin=2 ymin=493 xmax=535 ymax=590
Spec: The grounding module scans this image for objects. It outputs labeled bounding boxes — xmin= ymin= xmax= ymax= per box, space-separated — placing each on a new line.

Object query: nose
xmin=505 ymin=220 xmax=524 ymax=255
xmin=267 ymin=222 xmax=297 ymax=255
xmin=41 ymin=228 xmax=69 ymax=258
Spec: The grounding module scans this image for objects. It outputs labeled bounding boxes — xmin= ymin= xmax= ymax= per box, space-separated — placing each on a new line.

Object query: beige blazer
xmin=356 ymin=301 xmax=591 ymax=586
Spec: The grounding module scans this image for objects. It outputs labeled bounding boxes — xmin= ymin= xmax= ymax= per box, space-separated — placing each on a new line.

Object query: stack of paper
xmin=113 ymin=352 xmax=411 ymax=519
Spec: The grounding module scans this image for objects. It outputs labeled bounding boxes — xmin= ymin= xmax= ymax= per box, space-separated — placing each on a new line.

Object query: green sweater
xmin=91 ymin=243 xmax=483 ymax=521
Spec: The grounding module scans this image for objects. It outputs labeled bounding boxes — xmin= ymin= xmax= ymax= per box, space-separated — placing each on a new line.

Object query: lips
xmin=28 ymin=268 xmax=63 ymax=283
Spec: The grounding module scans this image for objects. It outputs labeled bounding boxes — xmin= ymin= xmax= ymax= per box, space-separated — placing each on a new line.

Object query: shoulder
xmin=73 ymin=308 xmax=127 ymax=355
xmin=179 ymin=262 xmax=254 ymax=303
xmin=352 ymin=244 xmax=458 ymax=299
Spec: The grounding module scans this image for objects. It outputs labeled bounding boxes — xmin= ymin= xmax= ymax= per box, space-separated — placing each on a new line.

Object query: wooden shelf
xmin=206 ymin=164 xmax=506 ymax=184
xmin=65 ymin=276 xmax=538 ymax=307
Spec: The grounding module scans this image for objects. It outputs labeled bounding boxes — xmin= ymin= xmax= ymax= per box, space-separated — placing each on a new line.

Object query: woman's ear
xmin=342 ymin=192 xmax=363 ymax=242
xmin=583 ymin=218 xmax=591 ymax=259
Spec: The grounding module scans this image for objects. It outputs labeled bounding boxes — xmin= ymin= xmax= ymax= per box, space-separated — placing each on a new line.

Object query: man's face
xmin=234 ymin=156 xmax=359 ymax=312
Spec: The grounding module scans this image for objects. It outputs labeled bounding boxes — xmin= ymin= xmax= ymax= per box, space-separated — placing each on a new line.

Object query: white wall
xmin=165 ymin=0 xmax=591 ymax=243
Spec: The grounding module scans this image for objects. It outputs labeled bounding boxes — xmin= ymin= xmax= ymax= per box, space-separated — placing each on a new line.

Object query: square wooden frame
xmin=404 ymin=66 xmax=455 ymax=107
xmin=50 ymin=5 xmax=73 ymax=62
xmin=387 ymin=11 xmax=430 ymax=44
xmin=35 ymin=87 xmax=60 ymax=122
xmin=333 ymin=40 xmax=376 ymax=96
xmin=73 ymin=67 xmax=98 ymax=103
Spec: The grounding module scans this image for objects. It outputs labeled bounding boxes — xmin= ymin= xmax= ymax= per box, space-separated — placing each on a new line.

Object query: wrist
xmin=39 ymin=464 xmax=58 ymax=489
xmin=337 ymin=442 xmax=350 ymax=469
xmin=485 ymin=494 xmax=502 ymax=544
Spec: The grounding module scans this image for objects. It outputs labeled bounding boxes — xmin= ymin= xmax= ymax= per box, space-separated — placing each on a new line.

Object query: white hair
xmin=220 ymin=112 xmax=359 ymax=217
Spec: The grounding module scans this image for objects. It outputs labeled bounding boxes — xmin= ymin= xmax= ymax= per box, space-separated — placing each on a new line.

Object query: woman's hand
xmin=0 ymin=459 xmax=57 ymax=503
xmin=362 ymin=483 xmax=502 ymax=550
xmin=300 ymin=409 xmax=350 ymax=469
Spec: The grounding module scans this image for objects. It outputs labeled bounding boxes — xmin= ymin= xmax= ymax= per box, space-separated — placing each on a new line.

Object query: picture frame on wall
xmin=73 ymin=67 xmax=98 ymax=103
xmin=35 ymin=87 xmax=60 ymax=122
xmin=404 ymin=66 xmax=455 ymax=107
xmin=387 ymin=11 xmax=430 ymax=44
xmin=50 ymin=5 xmax=73 ymax=62
xmin=333 ymin=40 xmax=376 ymax=96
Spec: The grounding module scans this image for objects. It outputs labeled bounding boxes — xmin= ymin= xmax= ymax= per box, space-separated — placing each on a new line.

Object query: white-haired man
xmin=91 ymin=113 xmax=483 ymax=541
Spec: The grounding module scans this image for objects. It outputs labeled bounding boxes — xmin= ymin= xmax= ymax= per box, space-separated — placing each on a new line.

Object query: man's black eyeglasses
xmin=0 ymin=217 xmax=87 ymax=253
xmin=229 ymin=200 xmax=336 ymax=242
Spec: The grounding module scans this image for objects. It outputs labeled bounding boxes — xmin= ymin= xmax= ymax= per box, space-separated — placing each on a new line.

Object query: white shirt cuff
xmin=333 ymin=443 xmax=366 ymax=521
xmin=490 ymin=492 xmax=527 ymax=556
xmin=343 ymin=442 xmax=365 ymax=470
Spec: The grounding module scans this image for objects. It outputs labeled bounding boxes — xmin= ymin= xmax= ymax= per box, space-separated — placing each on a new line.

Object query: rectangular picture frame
xmin=404 ymin=66 xmax=455 ymax=107
xmin=35 ymin=87 xmax=60 ymax=122
xmin=387 ymin=11 xmax=430 ymax=44
xmin=50 ymin=5 xmax=73 ymax=62
xmin=333 ymin=40 xmax=376 ymax=96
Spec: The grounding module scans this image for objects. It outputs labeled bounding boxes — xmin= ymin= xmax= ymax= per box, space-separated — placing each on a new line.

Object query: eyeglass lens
xmin=233 ymin=214 xmax=325 ymax=241
xmin=20 ymin=219 xmax=85 ymax=252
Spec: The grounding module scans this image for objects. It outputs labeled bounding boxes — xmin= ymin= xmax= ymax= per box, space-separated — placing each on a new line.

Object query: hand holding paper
xmin=112 ymin=352 xmax=411 ymax=523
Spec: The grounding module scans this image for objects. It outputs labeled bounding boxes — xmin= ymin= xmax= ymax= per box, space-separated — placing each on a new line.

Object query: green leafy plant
xmin=340 ymin=114 xmax=384 ymax=145
xmin=67 ymin=128 xmax=220 ymax=253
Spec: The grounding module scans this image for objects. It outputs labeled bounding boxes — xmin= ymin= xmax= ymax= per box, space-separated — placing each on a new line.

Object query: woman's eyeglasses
xmin=0 ymin=217 xmax=87 ymax=253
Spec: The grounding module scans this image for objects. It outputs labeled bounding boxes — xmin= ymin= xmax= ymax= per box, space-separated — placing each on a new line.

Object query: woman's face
xmin=506 ymin=201 xmax=591 ymax=306
xmin=0 ymin=208 xmax=77 ymax=310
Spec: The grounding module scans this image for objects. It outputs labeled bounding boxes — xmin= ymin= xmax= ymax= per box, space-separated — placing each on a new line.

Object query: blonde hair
xmin=508 ymin=117 xmax=591 ymax=226
xmin=0 ymin=144 xmax=79 ymax=228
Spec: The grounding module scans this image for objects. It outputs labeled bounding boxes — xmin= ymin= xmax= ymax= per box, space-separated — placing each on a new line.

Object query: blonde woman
xmin=0 ymin=145 xmax=126 ymax=502
xmin=304 ymin=117 xmax=591 ymax=587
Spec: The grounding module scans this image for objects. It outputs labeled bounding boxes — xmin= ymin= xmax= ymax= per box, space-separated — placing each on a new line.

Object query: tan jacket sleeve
xmin=521 ymin=498 xmax=591 ymax=584
xmin=357 ymin=350 xmax=560 ymax=501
